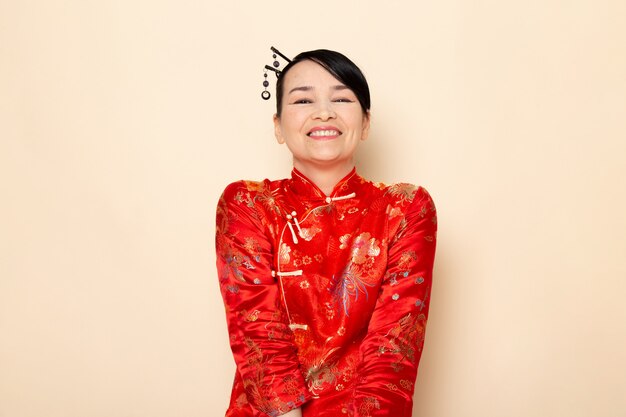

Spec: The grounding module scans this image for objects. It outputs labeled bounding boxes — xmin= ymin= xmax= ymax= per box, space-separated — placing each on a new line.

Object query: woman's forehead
xmin=283 ymin=60 xmax=345 ymax=90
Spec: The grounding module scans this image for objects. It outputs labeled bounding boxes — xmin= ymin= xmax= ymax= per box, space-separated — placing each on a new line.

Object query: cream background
xmin=1 ymin=1 xmax=625 ymax=416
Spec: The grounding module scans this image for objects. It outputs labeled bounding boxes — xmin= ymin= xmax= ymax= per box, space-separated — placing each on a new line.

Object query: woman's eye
xmin=293 ymin=99 xmax=312 ymax=104
xmin=333 ymin=98 xmax=354 ymax=103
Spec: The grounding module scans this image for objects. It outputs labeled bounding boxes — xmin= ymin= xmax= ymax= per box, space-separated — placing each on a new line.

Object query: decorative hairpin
xmin=262 ymin=46 xmax=291 ymax=100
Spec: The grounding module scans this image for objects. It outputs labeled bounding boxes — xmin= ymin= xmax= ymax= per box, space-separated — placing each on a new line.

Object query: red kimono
xmin=216 ymin=168 xmax=437 ymax=417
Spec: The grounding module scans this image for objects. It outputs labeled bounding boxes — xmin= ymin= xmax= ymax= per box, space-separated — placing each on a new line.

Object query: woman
xmin=216 ymin=49 xmax=437 ymax=417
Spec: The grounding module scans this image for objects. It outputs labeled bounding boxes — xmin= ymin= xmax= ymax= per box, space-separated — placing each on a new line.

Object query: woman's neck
xmin=293 ymin=162 xmax=355 ymax=196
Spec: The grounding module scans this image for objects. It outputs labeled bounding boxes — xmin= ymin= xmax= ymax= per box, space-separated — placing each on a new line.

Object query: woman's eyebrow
xmin=288 ymin=85 xmax=348 ymax=94
xmin=288 ymin=86 xmax=313 ymax=94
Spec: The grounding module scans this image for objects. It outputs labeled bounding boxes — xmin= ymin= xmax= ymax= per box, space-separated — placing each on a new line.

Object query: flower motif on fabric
xmin=266 ymin=317 xmax=292 ymax=342
xmin=243 ymin=237 xmax=263 ymax=262
xmin=279 ymin=243 xmax=291 ymax=264
xmin=302 ymin=343 xmax=341 ymax=395
xmin=234 ymin=392 xmax=248 ymax=409
xmin=385 ymin=183 xmax=418 ymax=205
xmin=245 ymin=182 xmax=284 ymax=216
xmin=398 ymin=250 xmax=418 ymax=270
xmin=388 ymin=206 xmax=403 ymax=219
xmin=219 ymin=246 xmax=256 ymax=284
xmin=400 ymin=379 xmax=414 ymax=391
xmin=377 ymin=313 xmax=427 ymax=372
xmin=313 ymin=204 xmax=335 ymax=216
xmin=244 ymin=310 xmax=261 ymax=322
xmin=324 ymin=302 xmax=335 ymax=320
xmin=358 ymin=397 xmax=381 ymax=417
xmin=350 ymin=232 xmax=381 ymax=265
xmin=392 ymin=217 xmax=410 ymax=243
xmin=240 ymin=337 xmax=295 ymax=417
xmin=339 ymin=234 xmax=352 ymax=250
xmin=282 ymin=375 xmax=302 ymax=396
xmin=299 ymin=225 xmax=322 ymax=241
xmin=329 ymin=264 xmax=375 ymax=316
xmin=233 ymin=190 xmax=253 ymax=208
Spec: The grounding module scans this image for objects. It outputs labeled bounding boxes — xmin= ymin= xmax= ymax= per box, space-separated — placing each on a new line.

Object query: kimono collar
xmin=288 ymin=167 xmax=361 ymax=202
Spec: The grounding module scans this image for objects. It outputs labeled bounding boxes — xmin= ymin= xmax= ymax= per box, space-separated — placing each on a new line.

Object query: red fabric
xmin=216 ymin=168 xmax=437 ymax=417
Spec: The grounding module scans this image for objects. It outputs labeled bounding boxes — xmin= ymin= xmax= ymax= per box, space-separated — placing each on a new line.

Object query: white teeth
xmin=309 ymin=130 xmax=339 ymax=137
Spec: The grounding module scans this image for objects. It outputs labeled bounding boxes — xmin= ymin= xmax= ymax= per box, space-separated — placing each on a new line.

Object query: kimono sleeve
xmin=216 ymin=181 xmax=309 ymax=416
xmin=352 ymin=186 xmax=437 ymax=417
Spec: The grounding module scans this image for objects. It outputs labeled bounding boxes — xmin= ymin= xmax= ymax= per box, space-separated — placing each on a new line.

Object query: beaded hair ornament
xmin=261 ymin=46 xmax=291 ymax=100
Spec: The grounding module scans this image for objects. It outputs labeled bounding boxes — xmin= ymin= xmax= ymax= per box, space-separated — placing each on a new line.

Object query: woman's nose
xmin=313 ymin=101 xmax=336 ymax=120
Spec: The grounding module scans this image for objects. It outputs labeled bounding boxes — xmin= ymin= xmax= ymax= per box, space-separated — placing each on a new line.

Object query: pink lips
xmin=307 ymin=126 xmax=342 ymax=140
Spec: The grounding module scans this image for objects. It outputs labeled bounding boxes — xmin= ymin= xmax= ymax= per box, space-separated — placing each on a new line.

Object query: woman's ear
xmin=361 ymin=110 xmax=371 ymax=141
xmin=273 ymin=114 xmax=285 ymax=144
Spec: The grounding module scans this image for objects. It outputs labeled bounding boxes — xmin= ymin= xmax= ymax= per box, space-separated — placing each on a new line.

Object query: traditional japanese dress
xmin=216 ymin=168 xmax=437 ymax=417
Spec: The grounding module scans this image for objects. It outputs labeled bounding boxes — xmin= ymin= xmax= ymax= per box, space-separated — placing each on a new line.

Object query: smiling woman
xmin=215 ymin=49 xmax=437 ymax=417
xmin=273 ymin=60 xmax=370 ymax=195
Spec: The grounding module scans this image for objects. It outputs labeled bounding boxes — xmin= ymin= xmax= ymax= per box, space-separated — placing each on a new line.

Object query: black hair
xmin=275 ymin=49 xmax=371 ymax=117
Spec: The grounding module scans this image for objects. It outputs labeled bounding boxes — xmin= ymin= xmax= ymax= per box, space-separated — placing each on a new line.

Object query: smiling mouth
xmin=308 ymin=129 xmax=341 ymax=138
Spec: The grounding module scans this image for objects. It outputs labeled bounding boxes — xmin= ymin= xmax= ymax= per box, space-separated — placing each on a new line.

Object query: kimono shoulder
xmin=369 ymin=181 xmax=437 ymax=240
xmin=219 ymin=179 xmax=277 ymax=209
xmin=219 ymin=177 xmax=283 ymax=218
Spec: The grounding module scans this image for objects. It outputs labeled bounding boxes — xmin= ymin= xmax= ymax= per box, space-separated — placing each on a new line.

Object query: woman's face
xmin=273 ymin=60 xmax=370 ymax=173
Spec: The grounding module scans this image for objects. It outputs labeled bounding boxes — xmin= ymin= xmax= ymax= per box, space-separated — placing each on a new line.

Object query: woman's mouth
xmin=307 ymin=128 xmax=341 ymax=139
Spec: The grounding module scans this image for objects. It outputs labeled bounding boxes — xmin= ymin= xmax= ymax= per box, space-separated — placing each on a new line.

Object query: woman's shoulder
xmin=369 ymin=181 xmax=437 ymax=237
xmin=219 ymin=178 xmax=278 ymax=201
xmin=367 ymin=179 xmax=435 ymax=211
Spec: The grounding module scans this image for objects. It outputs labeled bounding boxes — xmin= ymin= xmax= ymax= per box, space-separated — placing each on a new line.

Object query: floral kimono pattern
xmin=216 ymin=168 xmax=437 ymax=417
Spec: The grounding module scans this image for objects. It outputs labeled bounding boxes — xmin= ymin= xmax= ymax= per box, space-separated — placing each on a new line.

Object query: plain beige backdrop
xmin=1 ymin=1 xmax=625 ymax=416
